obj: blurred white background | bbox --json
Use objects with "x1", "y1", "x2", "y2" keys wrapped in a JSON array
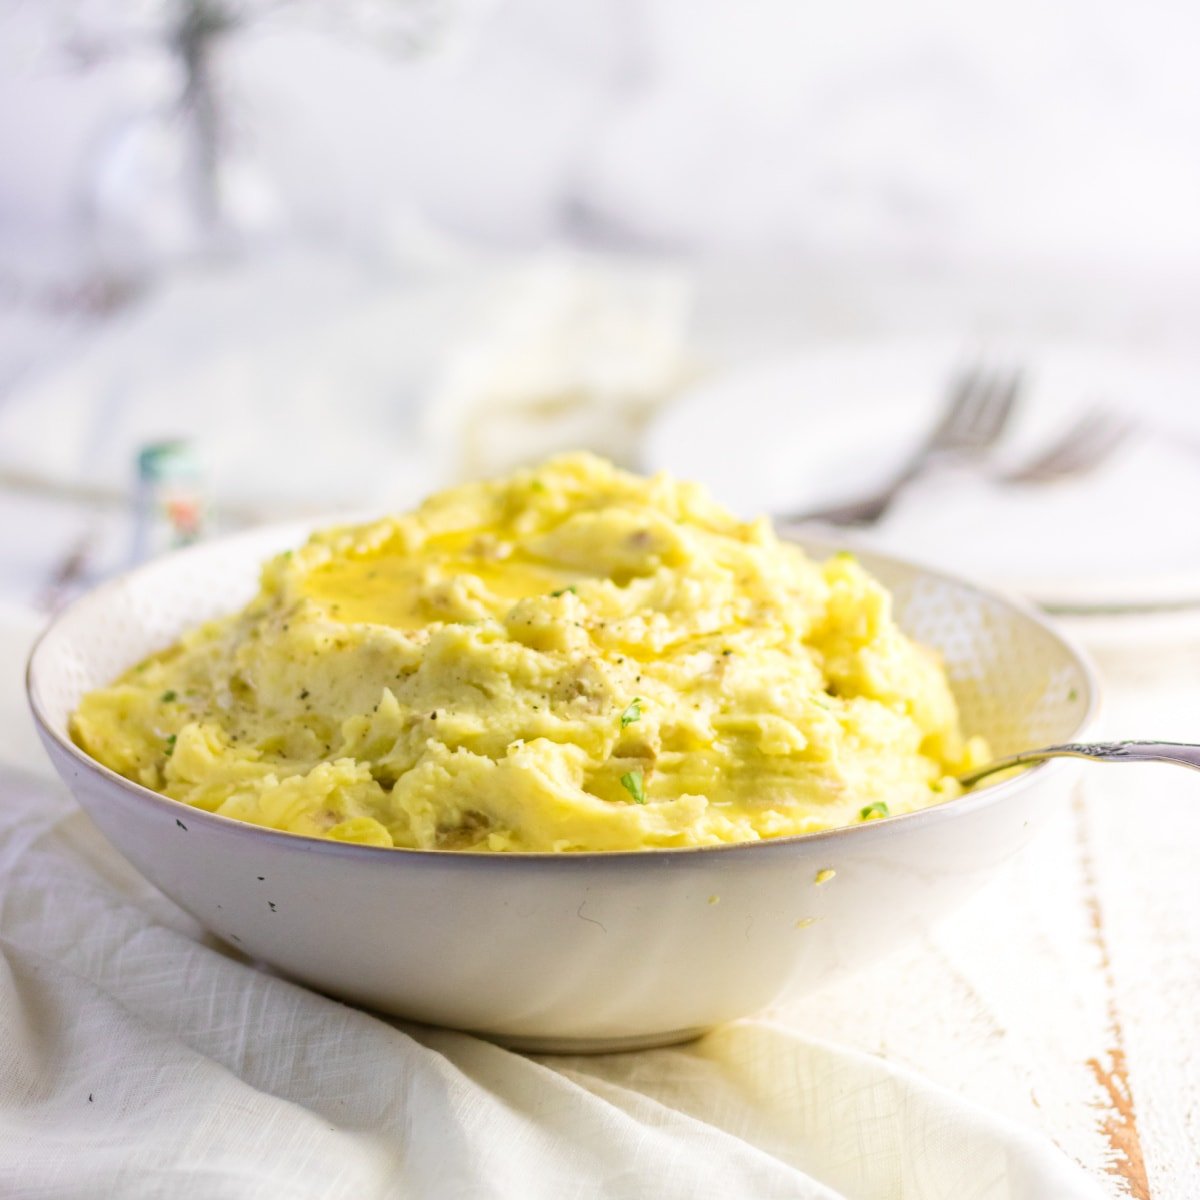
[
  {"x1": 2, "y1": 0, "x2": 1200, "y2": 610},
  {"x1": 6, "y1": 0, "x2": 1200, "y2": 269}
]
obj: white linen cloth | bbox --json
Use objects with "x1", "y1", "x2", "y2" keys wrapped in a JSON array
[
  {"x1": 0, "y1": 613, "x2": 1104, "y2": 1200},
  {"x1": 0, "y1": 766, "x2": 1104, "y2": 1199}
]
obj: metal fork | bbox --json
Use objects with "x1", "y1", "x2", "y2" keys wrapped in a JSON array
[
  {"x1": 998, "y1": 406, "x2": 1134, "y2": 485},
  {"x1": 780, "y1": 365, "x2": 1023, "y2": 526}
]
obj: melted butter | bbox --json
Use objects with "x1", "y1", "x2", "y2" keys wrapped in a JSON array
[{"x1": 302, "y1": 540, "x2": 585, "y2": 629}]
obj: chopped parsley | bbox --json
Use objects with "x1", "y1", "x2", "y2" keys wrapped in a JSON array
[
  {"x1": 859, "y1": 801, "x2": 889, "y2": 821},
  {"x1": 530, "y1": 480, "x2": 546, "y2": 493},
  {"x1": 620, "y1": 769, "x2": 647, "y2": 804},
  {"x1": 164, "y1": 734, "x2": 177, "y2": 757},
  {"x1": 620, "y1": 698, "x2": 643, "y2": 728},
  {"x1": 1068, "y1": 687, "x2": 1078, "y2": 702},
  {"x1": 160, "y1": 690, "x2": 176, "y2": 703},
  {"x1": 550, "y1": 585, "x2": 578, "y2": 598}
]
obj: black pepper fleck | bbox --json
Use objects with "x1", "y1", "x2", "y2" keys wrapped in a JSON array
[
  {"x1": 175, "y1": 819, "x2": 187, "y2": 831},
  {"x1": 268, "y1": 901, "x2": 277, "y2": 912}
]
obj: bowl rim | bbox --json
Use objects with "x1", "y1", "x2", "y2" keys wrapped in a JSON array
[{"x1": 26, "y1": 516, "x2": 1102, "y2": 866}]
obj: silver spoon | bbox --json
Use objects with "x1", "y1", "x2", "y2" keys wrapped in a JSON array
[{"x1": 959, "y1": 740, "x2": 1200, "y2": 788}]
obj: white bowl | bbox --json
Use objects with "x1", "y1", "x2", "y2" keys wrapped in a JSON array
[{"x1": 27, "y1": 523, "x2": 1098, "y2": 1053}]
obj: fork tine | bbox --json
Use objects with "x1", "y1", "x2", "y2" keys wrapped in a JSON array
[
  {"x1": 957, "y1": 369, "x2": 996, "y2": 442},
  {"x1": 1058, "y1": 414, "x2": 1135, "y2": 475},
  {"x1": 964, "y1": 368, "x2": 1023, "y2": 447},
  {"x1": 924, "y1": 366, "x2": 985, "y2": 449},
  {"x1": 1072, "y1": 410, "x2": 1135, "y2": 459},
  {"x1": 1038, "y1": 413, "x2": 1115, "y2": 474},
  {"x1": 928, "y1": 364, "x2": 1017, "y2": 450},
  {"x1": 1003, "y1": 406, "x2": 1134, "y2": 484}
]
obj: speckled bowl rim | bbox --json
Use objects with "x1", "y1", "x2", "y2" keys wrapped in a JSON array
[{"x1": 27, "y1": 518, "x2": 1102, "y2": 867}]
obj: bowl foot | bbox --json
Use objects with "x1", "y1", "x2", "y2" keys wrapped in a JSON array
[{"x1": 485, "y1": 1025, "x2": 713, "y2": 1056}]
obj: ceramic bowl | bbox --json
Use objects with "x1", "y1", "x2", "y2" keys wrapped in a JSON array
[{"x1": 27, "y1": 522, "x2": 1098, "y2": 1053}]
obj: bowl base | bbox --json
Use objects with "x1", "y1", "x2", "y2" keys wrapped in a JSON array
[{"x1": 486, "y1": 1025, "x2": 713, "y2": 1056}]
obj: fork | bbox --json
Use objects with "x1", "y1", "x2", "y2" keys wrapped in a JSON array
[
  {"x1": 998, "y1": 406, "x2": 1134, "y2": 485},
  {"x1": 779, "y1": 365, "x2": 1023, "y2": 526}
]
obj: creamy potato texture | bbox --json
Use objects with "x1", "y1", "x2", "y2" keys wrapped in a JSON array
[{"x1": 72, "y1": 455, "x2": 987, "y2": 852}]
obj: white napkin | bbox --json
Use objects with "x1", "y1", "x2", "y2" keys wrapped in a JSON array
[
  {"x1": 0, "y1": 591, "x2": 1103, "y2": 1200},
  {"x1": 0, "y1": 247, "x2": 689, "y2": 523}
]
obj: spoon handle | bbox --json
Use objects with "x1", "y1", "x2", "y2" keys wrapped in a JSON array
[{"x1": 959, "y1": 741, "x2": 1200, "y2": 787}]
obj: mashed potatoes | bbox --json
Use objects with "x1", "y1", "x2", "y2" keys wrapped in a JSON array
[{"x1": 72, "y1": 454, "x2": 987, "y2": 852}]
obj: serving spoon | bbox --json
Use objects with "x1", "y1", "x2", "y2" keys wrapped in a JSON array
[{"x1": 959, "y1": 740, "x2": 1200, "y2": 787}]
